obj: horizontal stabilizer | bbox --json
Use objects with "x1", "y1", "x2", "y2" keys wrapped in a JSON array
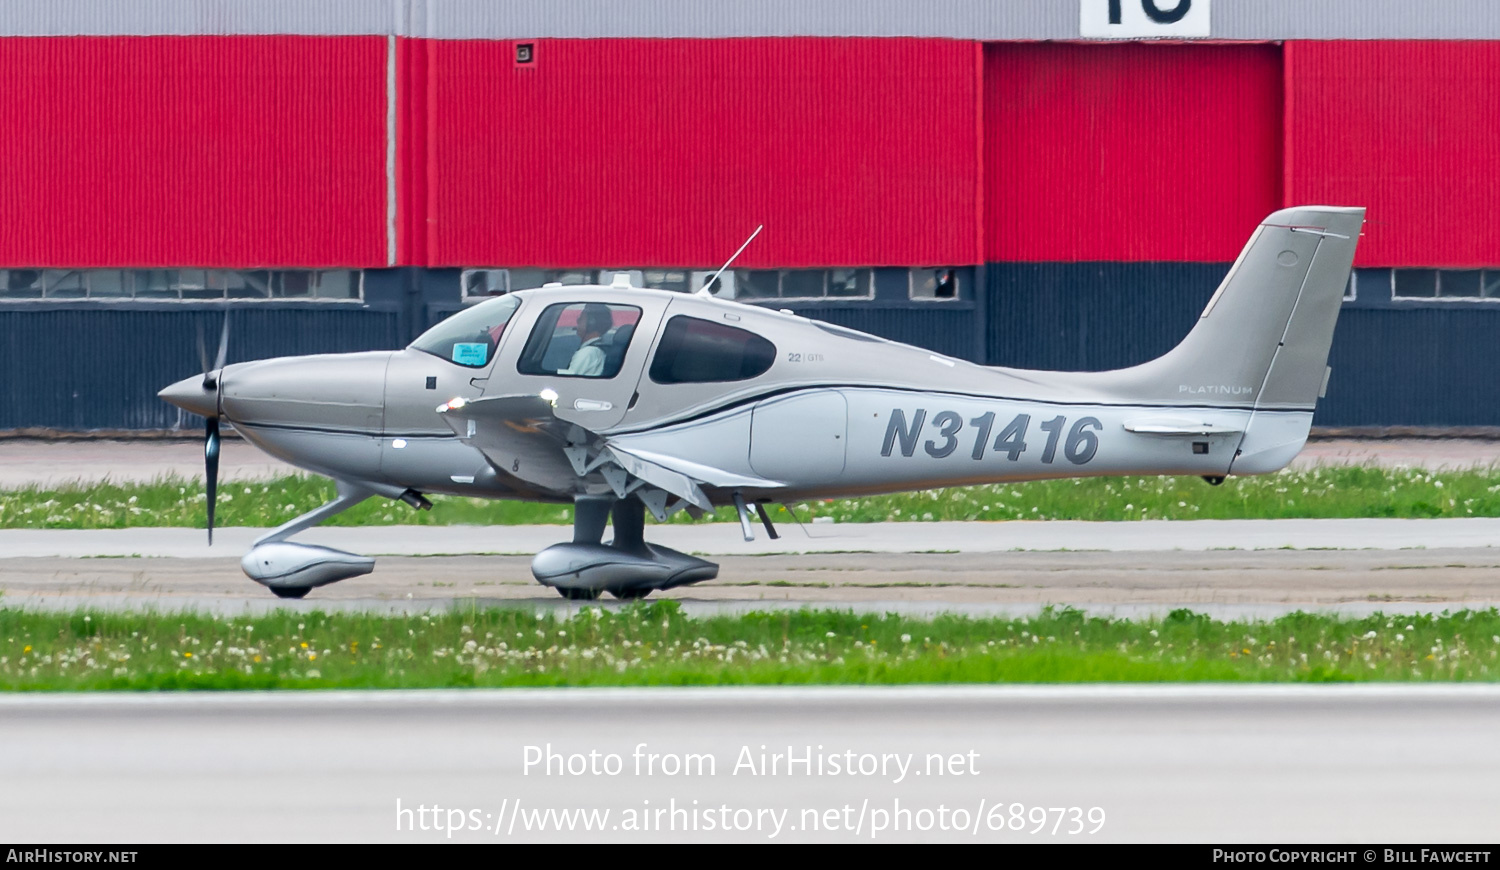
[{"x1": 1123, "y1": 417, "x2": 1245, "y2": 436}]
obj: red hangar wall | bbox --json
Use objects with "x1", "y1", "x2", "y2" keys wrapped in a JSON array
[{"x1": 2, "y1": 0, "x2": 1500, "y2": 430}]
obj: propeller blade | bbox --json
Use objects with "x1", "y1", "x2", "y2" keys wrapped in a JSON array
[
  {"x1": 213, "y1": 311, "x2": 230, "y2": 373},
  {"x1": 205, "y1": 416, "x2": 221, "y2": 545},
  {"x1": 197, "y1": 321, "x2": 212, "y2": 387}
]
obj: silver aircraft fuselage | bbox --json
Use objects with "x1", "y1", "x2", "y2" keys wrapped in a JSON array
[
  {"x1": 158, "y1": 205, "x2": 1366, "y2": 598},
  {"x1": 162, "y1": 287, "x2": 1300, "y2": 507}
]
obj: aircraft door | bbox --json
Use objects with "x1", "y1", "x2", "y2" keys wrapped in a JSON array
[{"x1": 505, "y1": 297, "x2": 666, "y2": 430}]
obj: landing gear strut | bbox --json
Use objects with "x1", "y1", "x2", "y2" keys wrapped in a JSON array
[
  {"x1": 240, "y1": 480, "x2": 386, "y2": 597},
  {"x1": 535, "y1": 496, "x2": 718, "y2": 600}
]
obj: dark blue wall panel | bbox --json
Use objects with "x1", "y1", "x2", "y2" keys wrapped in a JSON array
[
  {"x1": 0, "y1": 306, "x2": 402, "y2": 430},
  {"x1": 1319, "y1": 308, "x2": 1500, "y2": 427},
  {"x1": 983, "y1": 261, "x2": 1500, "y2": 427},
  {"x1": 985, "y1": 262, "x2": 1226, "y2": 372},
  {"x1": 790, "y1": 304, "x2": 980, "y2": 363},
  {"x1": 5, "y1": 263, "x2": 1498, "y2": 431}
]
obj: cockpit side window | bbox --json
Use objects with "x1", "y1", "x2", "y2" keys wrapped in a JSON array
[
  {"x1": 648, "y1": 315, "x2": 776, "y2": 384},
  {"x1": 409, "y1": 294, "x2": 520, "y2": 368},
  {"x1": 516, "y1": 302, "x2": 643, "y2": 379}
]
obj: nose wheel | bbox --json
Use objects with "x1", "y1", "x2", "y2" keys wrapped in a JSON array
[
  {"x1": 557, "y1": 587, "x2": 602, "y2": 601},
  {"x1": 553, "y1": 586, "x2": 653, "y2": 601}
]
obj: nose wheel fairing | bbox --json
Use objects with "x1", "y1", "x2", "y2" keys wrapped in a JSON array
[
  {"x1": 237, "y1": 480, "x2": 384, "y2": 596},
  {"x1": 532, "y1": 497, "x2": 718, "y2": 598}
]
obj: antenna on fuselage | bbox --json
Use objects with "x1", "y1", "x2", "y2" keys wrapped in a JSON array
[{"x1": 697, "y1": 224, "x2": 763, "y2": 297}]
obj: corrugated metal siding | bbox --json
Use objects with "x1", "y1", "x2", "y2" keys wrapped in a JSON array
[
  {"x1": 984, "y1": 262, "x2": 1225, "y2": 371},
  {"x1": 396, "y1": 36, "x2": 431, "y2": 268},
  {"x1": 792, "y1": 305, "x2": 980, "y2": 362},
  {"x1": 0, "y1": 1, "x2": 395, "y2": 37},
  {"x1": 0, "y1": 307, "x2": 402, "y2": 430},
  {"x1": 1286, "y1": 41, "x2": 1500, "y2": 268},
  {"x1": 984, "y1": 43, "x2": 1283, "y2": 263},
  {"x1": 1319, "y1": 308, "x2": 1500, "y2": 427},
  {"x1": 417, "y1": 38, "x2": 980, "y2": 269},
  {"x1": 408, "y1": 0, "x2": 1073, "y2": 40},
  {"x1": 4, "y1": 1, "x2": 1500, "y2": 40},
  {"x1": 984, "y1": 262, "x2": 1500, "y2": 427},
  {"x1": 0, "y1": 36, "x2": 388, "y2": 268}
]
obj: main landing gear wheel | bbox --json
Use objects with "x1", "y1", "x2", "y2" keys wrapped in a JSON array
[
  {"x1": 557, "y1": 587, "x2": 602, "y2": 601},
  {"x1": 609, "y1": 587, "x2": 652, "y2": 601},
  {"x1": 271, "y1": 587, "x2": 312, "y2": 600}
]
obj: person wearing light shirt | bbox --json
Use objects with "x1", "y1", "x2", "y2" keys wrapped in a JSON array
[{"x1": 560, "y1": 304, "x2": 614, "y2": 377}]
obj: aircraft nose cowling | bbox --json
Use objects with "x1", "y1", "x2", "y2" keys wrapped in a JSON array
[
  {"x1": 219, "y1": 352, "x2": 391, "y2": 432},
  {"x1": 158, "y1": 374, "x2": 220, "y2": 418}
]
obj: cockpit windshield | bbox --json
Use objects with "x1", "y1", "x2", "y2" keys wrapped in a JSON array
[{"x1": 410, "y1": 294, "x2": 521, "y2": 368}]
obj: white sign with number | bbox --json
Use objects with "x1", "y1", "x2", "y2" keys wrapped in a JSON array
[{"x1": 1080, "y1": 0, "x2": 1211, "y2": 38}]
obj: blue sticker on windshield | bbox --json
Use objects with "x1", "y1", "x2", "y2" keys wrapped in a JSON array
[{"x1": 452, "y1": 343, "x2": 488, "y2": 366}]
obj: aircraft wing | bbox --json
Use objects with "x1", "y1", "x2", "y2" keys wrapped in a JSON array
[
  {"x1": 437, "y1": 393, "x2": 782, "y2": 517},
  {"x1": 435, "y1": 394, "x2": 584, "y2": 496}
]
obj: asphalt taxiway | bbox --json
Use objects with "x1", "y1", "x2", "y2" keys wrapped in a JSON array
[
  {"x1": 2, "y1": 685, "x2": 1497, "y2": 843},
  {"x1": 5, "y1": 519, "x2": 1500, "y2": 615}
]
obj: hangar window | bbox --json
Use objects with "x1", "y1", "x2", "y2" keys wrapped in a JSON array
[
  {"x1": 648, "y1": 315, "x2": 776, "y2": 384},
  {"x1": 0, "y1": 269, "x2": 363, "y2": 301},
  {"x1": 464, "y1": 268, "x2": 733, "y2": 298},
  {"x1": 461, "y1": 268, "x2": 878, "y2": 301},
  {"x1": 727, "y1": 269, "x2": 874, "y2": 300},
  {"x1": 1390, "y1": 268, "x2": 1500, "y2": 301},
  {"x1": 462, "y1": 269, "x2": 510, "y2": 298},
  {"x1": 911, "y1": 268, "x2": 961, "y2": 300},
  {"x1": 411, "y1": 294, "x2": 521, "y2": 368},
  {"x1": 517, "y1": 302, "x2": 643, "y2": 379}
]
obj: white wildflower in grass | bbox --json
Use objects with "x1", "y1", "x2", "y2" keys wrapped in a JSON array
[{"x1": 900, "y1": 634, "x2": 912, "y2": 643}]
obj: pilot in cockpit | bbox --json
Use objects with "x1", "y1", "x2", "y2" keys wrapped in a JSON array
[{"x1": 559, "y1": 303, "x2": 614, "y2": 377}]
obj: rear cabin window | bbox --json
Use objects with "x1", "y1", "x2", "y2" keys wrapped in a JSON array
[
  {"x1": 516, "y1": 302, "x2": 642, "y2": 379},
  {"x1": 648, "y1": 316, "x2": 776, "y2": 384}
]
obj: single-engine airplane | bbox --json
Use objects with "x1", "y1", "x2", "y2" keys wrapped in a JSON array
[{"x1": 160, "y1": 206, "x2": 1363, "y2": 599}]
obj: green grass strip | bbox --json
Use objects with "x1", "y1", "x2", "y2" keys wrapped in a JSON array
[
  {"x1": 3, "y1": 465, "x2": 1498, "y2": 529},
  {"x1": 3, "y1": 604, "x2": 1498, "y2": 690}
]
